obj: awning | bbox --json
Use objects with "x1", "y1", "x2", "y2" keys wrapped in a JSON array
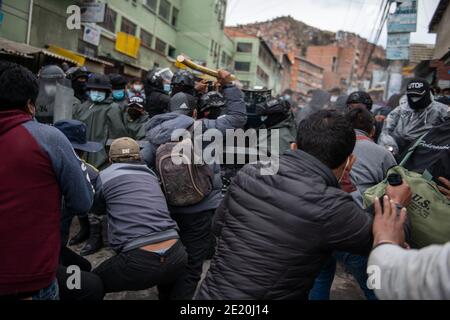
[
  {"x1": 0, "y1": 37, "x2": 78, "y2": 64},
  {"x1": 46, "y1": 44, "x2": 114, "y2": 67}
]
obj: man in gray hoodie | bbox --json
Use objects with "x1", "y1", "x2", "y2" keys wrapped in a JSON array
[{"x1": 141, "y1": 70, "x2": 247, "y2": 300}]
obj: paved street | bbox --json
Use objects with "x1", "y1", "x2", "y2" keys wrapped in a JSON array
[{"x1": 69, "y1": 222, "x2": 365, "y2": 300}]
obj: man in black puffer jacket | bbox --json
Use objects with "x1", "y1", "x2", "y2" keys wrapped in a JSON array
[{"x1": 197, "y1": 110, "x2": 412, "y2": 300}]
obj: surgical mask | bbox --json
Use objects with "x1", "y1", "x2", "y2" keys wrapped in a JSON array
[
  {"x1": 133, "y1": 85, "x2": 143, "y2": 92},
  {"x1": 330, "y1": 95, "x2": 338, "y2": 103},
  {"x1": 89, "y1": 91, "x2": 106, "y2": 103},
  {"x1": 338, "y1": 158, "x2": 351, "y2": 184},
  {"x1": 284, "y1": 94, "x2": 291, "y2": 101},
  {"x1": 163, "y1": 83, "x2": 172, "y2": 94},
  {"x1": 112, "y1": 90, "x2": 125, "y2": 101}
]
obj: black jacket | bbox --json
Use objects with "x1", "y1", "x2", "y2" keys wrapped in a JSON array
[
  {"x1": 403, "y1": 118, "x2": 450, "y2": 183},
  {"x1": 197, "y1": 150, "x2": 374, "y2": 300},
  {"x1": 145, "y1": 88, "x2": 170, "y2": 118}
]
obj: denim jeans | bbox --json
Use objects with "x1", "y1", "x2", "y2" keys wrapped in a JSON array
[
  {"x1": 31, "y1": 279, "x2": 59, "y2": 300},
  {"x1": 309, "y1": 252, "x2": 377, "y2": 300}
]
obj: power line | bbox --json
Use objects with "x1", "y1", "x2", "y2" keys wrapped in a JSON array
[{"x1": 362, "y1": 0, "x2": 391, "y2": 76}]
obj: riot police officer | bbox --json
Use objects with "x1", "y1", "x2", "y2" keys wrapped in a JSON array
[{"x1": 144, "y1": 67, "x2": 173, "y2": 118}]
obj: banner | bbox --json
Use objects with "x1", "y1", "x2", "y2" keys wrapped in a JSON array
[
  {"x1": 115, "y1": 32, "x2": 141, "y2": 58},
  {"x1": 387, "y1": 33, "x2": 411, "y2": 60},
  {"x1": 83, "y1": 24, "x2": 101, "y2": 47},
  {"x1": 387, "y1": 0, "x2": 418, "y2": 33},
  {"x1": 81, "y1": 3, "x2": 106, "y2": 23}
]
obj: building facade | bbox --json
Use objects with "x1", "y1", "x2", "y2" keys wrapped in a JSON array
[
  {"x1": 290, "y1": 56, "x2": 324, "y2": 95},
  {"x1": 225, "y1": 27, "x2": 283, "y2": 94},
  {"x1": 429, "y1": 0, "x2": 450, "y2": 60},
  {"x1": 0, "y1": 0, "x2": 236, "y2": 77}
]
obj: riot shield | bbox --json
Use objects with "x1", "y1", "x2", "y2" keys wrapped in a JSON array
[
  {"x1": 53, "y1": 81, "x2": 75, "y2": 124},
  {"x1": 35, "y1": 78, "x2": 58, "y2": 124}
]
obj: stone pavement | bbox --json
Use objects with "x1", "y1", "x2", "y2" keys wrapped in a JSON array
[{"x1": 69, "y1": 222, "x2": 365, "y2": 300}]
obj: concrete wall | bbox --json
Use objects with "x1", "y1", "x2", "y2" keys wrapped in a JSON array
[
  {"x1": 177, "y1": 0, "x2": 229, "y2": 69},
  {"x1": 0, "y1": 0, "x2": 30, "y2": 43},
  {"x1": 30, "y1": 0, "x2": 80, "y2": 51},
  {"x1": 433, "y1": 4, "x2": 450, "y2": 59}
]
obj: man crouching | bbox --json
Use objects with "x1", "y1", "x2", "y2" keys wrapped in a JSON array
[{"x1": 92, "y1": 137, "x2": 187, "y2": 297}]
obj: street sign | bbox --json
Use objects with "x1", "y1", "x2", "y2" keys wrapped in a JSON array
[
  {"x1": 387, "y1": 33, "x2": 411, "y2": 60},
  {"x1": 81, "y1": 3, "x2": 106, "y2": 23},
  {"x1": 83, "y1": 24, "x2": 101, "y2": 47},
  {"x1": 387, "y1": 0, "x2": 418, "y2": 33}
]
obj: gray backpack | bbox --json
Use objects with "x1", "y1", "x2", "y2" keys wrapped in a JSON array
[{"x1": 155, "y1": 124, "x2": 213, "y2": 207}]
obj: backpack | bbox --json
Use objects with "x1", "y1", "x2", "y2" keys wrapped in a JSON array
[
  {"x1": 363, "y1": 134, "x2": 450, "y2": 249},
  {"x1": 155, "y1": 122, "x2": 213, "y2": 207}
]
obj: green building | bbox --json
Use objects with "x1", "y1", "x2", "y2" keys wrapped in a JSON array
[
  {"x1": 225, "y1": 27, "x2": 283, "y2": 94},
  {"x1": 176, "y1": 0, "x2": 234, "y2": 70},
  {"x1": 0, "y1": 0, "x2": 236, "y2": 76}
]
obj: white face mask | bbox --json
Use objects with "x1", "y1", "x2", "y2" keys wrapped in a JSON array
[
  {"x1": 133, "y1": 85, "x2": 143, "y2": 92},
  {"x1": 338, "y1": 157, "x2": 351, "y2": 183},
  {"x1": 330, "y1": 96, "x2": 339, "y2": 103},
  {"x1": 44, "y1": 85, "x2": 56, "y2": 97}
]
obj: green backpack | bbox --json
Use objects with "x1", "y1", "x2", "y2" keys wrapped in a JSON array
[{"x1": 363, "y1": 135, "x2": 450, "y2": 249}]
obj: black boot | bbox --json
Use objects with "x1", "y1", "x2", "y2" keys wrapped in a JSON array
[
  {"x1": 69, "y1": 216, "x2": 90, "y2": 246},
  {"x1": 80, "y1": 222, "x2": 103, "y2": 256}
]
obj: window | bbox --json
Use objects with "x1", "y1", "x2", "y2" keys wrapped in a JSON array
[
  {"x1": 168, "y1": 46, "x2": 176, "y2": 58},
  {"x1": 235, "y1": 61, "x2": 251, "y2": 72},
  {"x1": 155, "y1": 38, "x2": 167, "y2": 54},
  {"x1": 237, "y1": 43, "x2": 253, "y2": 53},
  {"x1": 172, "y1": 7, "x2": 179, "y2": 27},
  {"x1": 332, "y1": 57, "x2": 337, "y2": 72},
  {"x1": 99, "y1": 7, "x2": 117, "y2": 33},
  {"x1": 146, "y1": 0, "x2": 158, "y2": 11},
  {"x1": 78, "y1": 39, "x2": 98, "y2": 57},
  {"x1": 210, "y1": 40, "x2": 215, "y2": 56},
  {"x1": 121, "y1": 17, "x2": 137, "y2": 36},
  {"x1": 141, "y1": 29, "x2": 153, "y2": 48},
  {"x1": 159, "y1": 0, "x2": 171, "y2": 21},
  {"x1": 257, "y1": 66, "x2": 269, "y2": 83}
]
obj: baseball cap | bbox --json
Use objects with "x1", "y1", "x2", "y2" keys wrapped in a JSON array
[
  {"x1": 109, "y1": 138, "x2": 141, "y2": 160},
  {"x1": 128, "y1": 96, "x2": 145, "y2": 109},
  {"x1": 406, "y1": 79, "x2": 430, "y2": 97},
  {"x1": 169, "y1": 92, "x2": 197, "y2": 115},
  {"x1": 54, "y1": 120, "x2": 103, "y2": 153}
]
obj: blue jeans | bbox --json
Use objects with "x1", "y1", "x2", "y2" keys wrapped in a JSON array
[
  {"x1": 31, "y1": 279, "x2": 59, "y2": 300},
  {"x1": 309, "y1": 252, "x2": 377, "y2": 300}
]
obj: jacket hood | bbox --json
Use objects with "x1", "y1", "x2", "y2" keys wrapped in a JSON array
[
  {"x1": 0, "y1": 110, "x2": 33, "y2": 136},
  {"x1": 145, "y1": 112, "x2": 195, "y2": 145}
]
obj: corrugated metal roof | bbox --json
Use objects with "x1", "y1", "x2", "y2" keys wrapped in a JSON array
[{"x1": 0, "y1": 37, "x2": 78, "y2": 64}]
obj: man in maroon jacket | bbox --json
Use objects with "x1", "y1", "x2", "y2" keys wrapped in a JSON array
[{"x1": 0, "y1": 62, "x2": 94, "y2": 300}]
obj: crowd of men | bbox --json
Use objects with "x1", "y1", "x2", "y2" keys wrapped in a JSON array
[{"x1": 0, "y1": 59, "x2": 450, "y2": 300}]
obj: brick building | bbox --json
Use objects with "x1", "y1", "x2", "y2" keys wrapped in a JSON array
[{"x1": 289, "y1": 55, "x2": 324, "y2": 95}]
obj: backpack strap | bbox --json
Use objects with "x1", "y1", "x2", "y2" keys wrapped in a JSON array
[{"x1": 399, "y1": 133, "x2": 428, "y2": 167}]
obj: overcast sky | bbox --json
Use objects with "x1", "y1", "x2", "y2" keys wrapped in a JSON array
[{"x1": 226, "y1": 0, "x2": 440, "y2": 47}]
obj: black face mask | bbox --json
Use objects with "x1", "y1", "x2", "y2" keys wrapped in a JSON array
[
  {"x1": 73, "y1": 81, "x2": 87, "y2": 96},
  {"x1": 407, "y1": 92, "x2": 432, "y2": 110},
  {"x1": 127, "y1": 106, "x2": 144, "y2": 121}
]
